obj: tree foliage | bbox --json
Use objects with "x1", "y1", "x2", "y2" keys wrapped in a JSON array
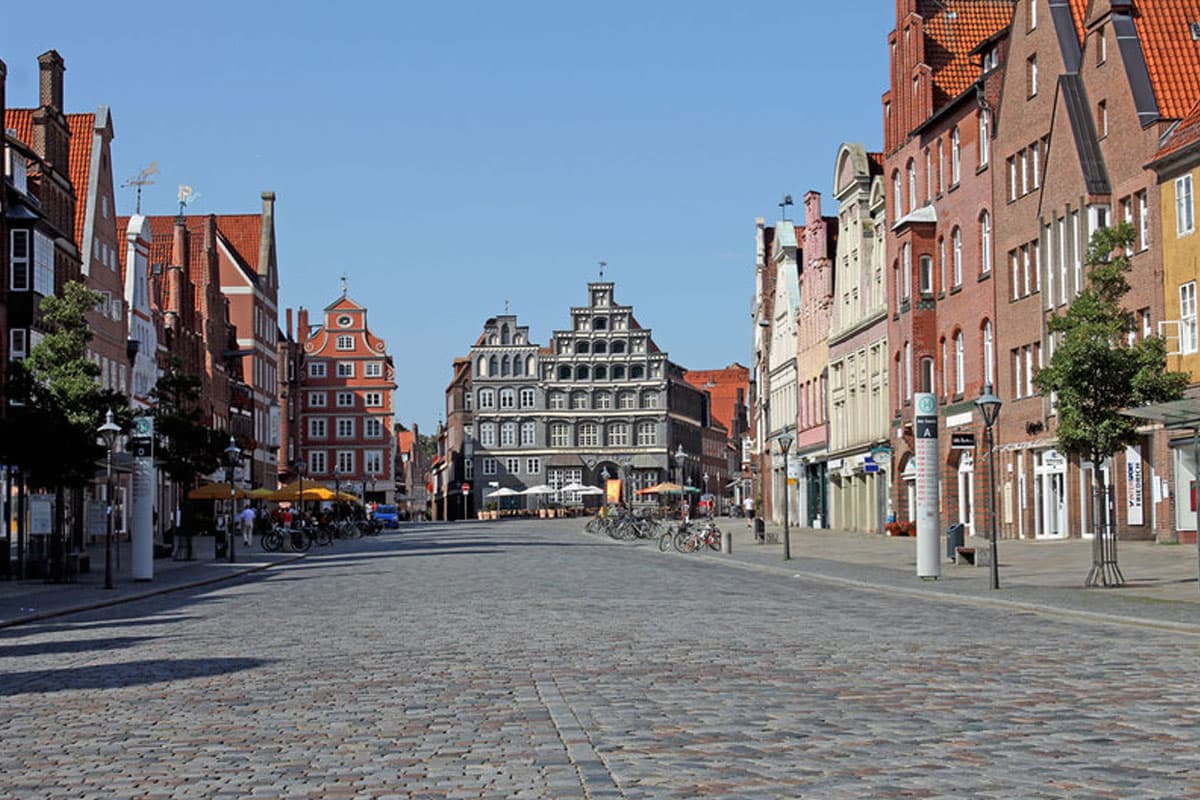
[
  {"x1": 1033, "y1": 223, "x2": 1188, "y2": 464},
  {"x1": 150, "y1": 357, "x2": 226, "y2": 490},
  {"x1": 1, "y1": 281, "x2": 127, "y2": 488}
]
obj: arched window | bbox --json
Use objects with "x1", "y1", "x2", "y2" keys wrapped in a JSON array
[
  {"x1": 951, "y1": 126, "x2": 961, "y2": 184},
  {"x1": 575, "y1": 365, "x2": 590, "y2": 380},
  {"x1": 571, "y1": 391, "x2": 589, "y2": 409},
  {"x1": 500, "y1": 324, "x2": 510, "y2": 345},
  {"x1": 642, "y1": 391, "x2": 659, "y2": 409},
  {"x1": 578, "y1": 423, "x2": 600, "y2": 447},
  {"x1": 618, "y1": 391, "x2": 636, "y2": 409},
  {"x1": 952, "y1": 227, "x2": 963, "y2": 287},
  {"x1": 557, "y1": 365, "x2": 572, "y2": 380},
  {"x1": 477, "y1": 355, "x2": 487, "y2": 377},
  {"x1": 576, "y1": 340, "x2": 590, "y2": 354},
  {"x1": 893, "y1": 170, "x2": 903, "y2": 219},
  {"x1": 636, "y1": 421, "x2": 657, "y2": 446},
  {"x1": 978, "y1": 108, "x2": 990, "y2": 166},
  {"x1": 612, "y1": 364, "x2": 626, "y2": 380},
  {"x1": 902, "y1": 243, "x2": 912, "y2": 300},
  {"x1": 499, "y1": 388, "x2": 515, "y2": 409},
  {"x1": 982, "y1": 320, "x2": 995, "y2": 386},
  {"x1": 550, "y1": 422, "x2": 571, "y2": 447},
  {"x1": 611, "y1": 340, "x2": 626, "y2": 354},
  {"x1": 549, "y1": 391, "x2": 567, "y2": 409},
  {"x1": 630, "y1": 365, "x2": 645, "y2": 380},
  {"x1": 608, "y1": 422, "x2": 630, "y2": 447},
  {"x1": 593, "y1": 364, "x2": 608, "y2": 380},
  {"x1": 904, "y1": 342, "x2": 912, "y2": 400},
  {"x1": 979, "y1": 211, "x2": 992, "y2": 275},
  {"x1": 521, "y1": 421, "x2": 536, "y2": 446},
  {"x1": 513, "y1": 355, "x2": 523, "y2": 376},
  {"x1": 480, "y1": 423, "x2": 496, "y2": 446},
  {"x1": 478, "y1": 388, "x2": 495, "y2": 409},
  {"x1": 918, "y1": 255, "x2": 933, "y2": 296},
  {"x1": 489, "y1": 355, "x2": 498, "y2": 376},
  {"x1": 907, "y1": 159, "x2": 917, "y2": 212},
  {"x1": 526, "y1": 355, "x2": 536, "y2": 374},
  {"x1": 595, "y1": 391, "x2": 612, "y2": 409},
  {"x1": 920, "y1": 356, "x2": 934, "y2": 393},
  {"x1": 593, "y1": 340, "x2": 607, "y2": 354},
  {"x1": 954, "y1": 331, "x2": 965, "y2": 395},
  {"x1": 500, "y1": 422, "x2": 516, "y2": 446},
  {"x1": 501, "y1": 355, "x2": 511, "y2": 376},
  {"x1": 594, "y1": 317, "x2": 608, "y2": 330},
  {"x1": 940, "y1": 337, "x2": 949, "y2": 397},
  {"x1": 519, "y1": 387, "x2": 535, "y2": 408}
]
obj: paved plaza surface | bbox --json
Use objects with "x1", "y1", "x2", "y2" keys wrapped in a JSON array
[{"x1": 2, "y1": 521, "x2": 1199, "y2": 798}]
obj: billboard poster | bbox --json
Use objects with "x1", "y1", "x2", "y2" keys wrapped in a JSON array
[{"x1": 1125, "y1": 444, "x2": 1143, "y2": 526}]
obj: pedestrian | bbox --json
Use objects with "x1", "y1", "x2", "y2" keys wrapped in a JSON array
[
  {"x1": 239, "y1": 504, "x2": 256, "y2": 547},
  {"x1": 744, "y1": 496, "x2": 754, "y2": 527}
]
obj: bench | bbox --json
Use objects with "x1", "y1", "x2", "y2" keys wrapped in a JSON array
[{"x1": 955, "y1": 546, "x2": 992, "y2": 567}]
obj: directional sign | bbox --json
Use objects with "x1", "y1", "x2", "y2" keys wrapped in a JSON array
[{"x1": 951, "y1": 432, "x2": 976, "y2": 450}]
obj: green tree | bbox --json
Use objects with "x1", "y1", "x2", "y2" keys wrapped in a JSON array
[
  {"x1": 1, "y1": 281, "x2": 127, "y2": 578},
  {"x1": 151, "y1": 357, "x2": 227, "y2": 558},
  {"x1": 1034, "y1": 223, "x2": 1188, "y2": 584}
]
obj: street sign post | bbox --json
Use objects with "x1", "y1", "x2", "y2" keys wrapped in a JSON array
[{"x1": 914, "y1": 393, "x2": 940, "y2": 580}]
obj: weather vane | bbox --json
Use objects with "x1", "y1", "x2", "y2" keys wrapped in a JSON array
[
  {"x1": 341, "y1": 273, "x2": 348, "y2": 297},
  {"x1": 121, "y1": 161, "x2": 158, "y2": 214},
  {"x1": 779, "y1": 194, "x2": 793, "y2": 220},
  {"x1": 504, "y1": 299, "x2": 510, "y2": 313},
  {"x1": 178, "y1": 184, "x2": 200, "y2": 216},
  {"x1": 599, "y1": 260, "x2": 606, "y2": 281}
]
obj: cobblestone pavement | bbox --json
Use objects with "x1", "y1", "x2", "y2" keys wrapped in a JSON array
[{"x1": 2, "y1": 521, "x2": 1198, "y2": 799}]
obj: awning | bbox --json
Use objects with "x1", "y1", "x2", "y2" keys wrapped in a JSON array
[{"x1": 1123, "y1": 398, "x2": 1200, "y2": 429}]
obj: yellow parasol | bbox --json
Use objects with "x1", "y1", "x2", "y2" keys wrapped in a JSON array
[{"x1": 187, "y1": 482, "x2": 250, "y2": 500}]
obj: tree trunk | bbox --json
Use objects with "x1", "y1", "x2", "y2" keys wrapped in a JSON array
[{"x1": 1085, "y1": 456, "x2": 1125, "y2": 587}]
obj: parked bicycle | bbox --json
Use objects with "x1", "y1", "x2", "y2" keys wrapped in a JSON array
[
  {"x1": 672, "y1": 519, "x2": 723, "y2": 553},
  {"x1": 260, "y1": 524, "x2": 313, "y2": 553}
]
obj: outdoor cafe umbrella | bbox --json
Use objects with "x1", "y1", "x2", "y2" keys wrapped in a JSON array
[
  {"x1": 247, "y1": 487, "x2": 276, "y2": 500},
  {"x1": 635, "y1": 482, "x2": 686, "y2": 496},
  {"x1": 187, "y1": 482, "x2": 250, "y2": 500},
  {"x1": 485, "y1": 487, "x2": 522, "y2": 499},
  {"x1": 266, "y1": 482, "x2": 339, "y2": 502}
]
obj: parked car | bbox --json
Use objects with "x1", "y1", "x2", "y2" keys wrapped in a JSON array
[{"x1": 373, "y1": 504, "x2": 400, "y2": 529}]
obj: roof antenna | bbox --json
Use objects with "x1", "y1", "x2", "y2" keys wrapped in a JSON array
[
  {"x1": 599, "y1": 260, "x2": 606, "y2": 281},
  {"x1": 504, "y1": 299, "x2": 510, "y2": 313},
  {"x1": 341, "y1": 273, "x2": 348, "y2": 297},
  {"x1": 122, "y1": 161, "x2": 158, "y2": 214},
  {"x1": 778, "y1": 194, "x2": 793, "y2": 220}
]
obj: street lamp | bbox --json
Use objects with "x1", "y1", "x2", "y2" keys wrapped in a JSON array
[
  {"x1": 293, "y1": 459, "x2": 307, "y2": 526},
  {"x1": 777, "y1": 432, "x2": 793, "y2": 560},
  {"x1": 975, "y1": 382, "x2": 1002, "y2": 590},
  {"x1": 333, "y1": 465, "x2": 342, "y2": 525},
  {"x1": 703, "y1": 472, "x2": 710, "y2": 516},
  {"x1": 675, "y1": 444, "x2": 688, "y2": 516},
  {"x1": 224, "y1": 436, "x2": 240, "y2": 563},
  {"x1": 98, "y1": 410, "x2": 121, "y2": 590}
]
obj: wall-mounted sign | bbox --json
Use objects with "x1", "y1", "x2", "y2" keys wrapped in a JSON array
[{"x1": 951, "y1": 433, "x2": 976, "y2": 450}]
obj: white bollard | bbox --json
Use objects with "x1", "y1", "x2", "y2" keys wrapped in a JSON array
[{"x1": 721, "y1": 529, "x2": 732, "y2": 554}]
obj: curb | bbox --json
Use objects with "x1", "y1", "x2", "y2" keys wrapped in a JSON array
[{"x1": 0, "y1": 552, "x2": 308, "y2": 631}]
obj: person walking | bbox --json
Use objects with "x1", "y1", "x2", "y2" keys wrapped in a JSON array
[{"x1": 239, "y1": 504, "x2": 256, "y2": 547}]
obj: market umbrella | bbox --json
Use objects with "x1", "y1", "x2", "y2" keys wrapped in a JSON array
[
  {"x1": 247, "y1": 487, "x2": 276, "y2": 500},
  {"x1": 559, "y1": 482, "x2": 590, "y2": 493},
  {"x1": 266, "y1": 482, "x2": 339, "y2": 502},
  {"x1": 485, "y1": 487, "x2": 522, "y2": 498},
  {"x1": 188, "y1": 482, "x2": 250, "y2": 500},
  {"x1": 635, "y1": 482, "x2": 685, "y2": 495},
  {"x1": 575, "y1": 486, "x2": 606, "y2": 495},
  {"x1": 520, "y1": 484, "x2": 556, "y2": 495}
]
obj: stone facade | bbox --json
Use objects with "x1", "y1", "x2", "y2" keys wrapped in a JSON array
[{"x1": 828, "y1": 144, "x2": 889, "y2": 534}]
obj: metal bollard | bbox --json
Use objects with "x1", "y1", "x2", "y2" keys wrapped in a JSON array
[{"x1": 721, "y1": 529, "x2": 732, "y2": 554}]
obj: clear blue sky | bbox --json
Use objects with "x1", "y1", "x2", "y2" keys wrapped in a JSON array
[{"x1": 3, "y1": 1, "x2": 889, "y2": 433}]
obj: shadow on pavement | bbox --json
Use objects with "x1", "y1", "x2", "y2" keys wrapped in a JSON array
[
  {"x1": 0, "y1": 656, "x2": 273, "y2": 696},
  {"x1": 0, "y1": 635, "x2": 159, "y2": 658}
]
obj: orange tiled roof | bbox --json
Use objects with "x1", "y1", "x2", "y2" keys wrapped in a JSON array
[
  {"x1": 66, "y1": 113, "x2": 95, "y2": 248},
  {"x1": 213, "y1": 213, "x2": 263, "y2": 276},
  {"x1": 1068, "y1": 0, "x2": 1087, "y2": 43},
  {"x1": 867, "y1": 151, "x2": 885, "y2": 176},
  {"x1": 1134, "y1": 1, "x2": 1200, "y2": 120},
  {"x1": 1154, "y1": 97, "x2": 1200, "y2": 162},
  {"x1": 4, "y1": 108, "x2": 34, "y2": 147},
  {"x1": 397, "y1": 430, "x2": 415, "y2": 453},
  {"x1": 924, "y1": 0, "x2": 1015, "y2": 109}
]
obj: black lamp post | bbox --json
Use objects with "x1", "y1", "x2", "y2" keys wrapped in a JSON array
[
  {"x1": 98, "y1": 410, "x2": 121, "y2": 589},
  {"x1": 224, "y1": 436, "x2": 240, "y2": 563},
  {"x1": 333, "y1": 466, "x2": 342, "y2": 525},
  {"x1": 675, "y1": 444, "x2": 687, "y2": 516},
  {"x1": 703, "y1": 472, "x2": 710, "y2": 516},
  {"x1": 293, "y1": 459, "x2": 307, "y2": 527},
  {"x1": 777, "y1": 432, "x2": 793, "y2": 560},
  {"x1": 975, "y1": 382, "x2": 1002, "y2": 590}
]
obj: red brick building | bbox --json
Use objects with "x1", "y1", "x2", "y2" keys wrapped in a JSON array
[
  {"x1": 293, "y1": 294, "x2": 397, "y2": 502},
  {"x1": 683, "y1": 363, "x2": 749, "y2": 511},
  {"x1": 883, "y1": 0, "x2": 1012, "y2": 533},
  {"x1": 992, "y1": 0, "x2": 1200, "y2": 542}
]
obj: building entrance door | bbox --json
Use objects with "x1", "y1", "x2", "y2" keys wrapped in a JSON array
[
  {"x1": 957, "y1": 452, "x2": 975, "y2": 538},
  {"x1": 1035, "y1": 450, "x2": 1067, "y2": 539}
]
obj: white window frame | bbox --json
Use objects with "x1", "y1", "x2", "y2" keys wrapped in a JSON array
[
  {"x1": 308, "y1": 362, "x2": 327, "y2": 378},
  {"x1": 336, "y1": 392, "x2": 354, "y2": 408},
  {"x1": 336, "y1": 335, "x2": 353, "y2": 351},
  {"x1": 478, "y1": 388, "x2": 495, "y2": 409},
  {"x1": 500, "y1": 422, "x2": 517, "y2": 447},
  {"x1": 10, "y1": 229, "x2": 30, "y2": 291},
  {"x1": 636, "y1": 421, "x2": 657, "y2": 446},
  {"x1": 480, "y1": 423, "x2": 496, "y2": 447},
  {"x1": 335, "y1": 417, "x2": 355, "y2": 439},
  {"x1": 309, "y1": 450, "x2": 327, "y2": 474},
  {"x1": 308, "y1": 418, "x2": 327, "y2": 439},
  {"x1": 983, "y1": 321, "x2": 995, "y2": 385},
  {"x1": 951, "y1": 127, "x2": 961, "y2": 184},
  {"x1": 336, "y1": 450, "x2": 354, "y2": 474},
  {"x1": 978, "y1": 109, "x2": 990, "y2": 167},
  {"x1": 952, "y1": 228, "x2": 963, "y2": 287},
  {"x1": 482, "y1": 457, "x2": 497, "y2": 476},
  {"x1": 526, "y1": 458, "x2": 541, "y2": 475},
  {"x1": 954, "y1": 333, "x2": 965, "y2": 395},
  {"x1": 9, "y1": 328, "x2": 28, "y2": 360},
  {"x1": 980, "y1": 213, "x2": 992, "y2": 276},
  {"x1": 336, "y1": 361, "x2": 354, "y2": 378},
  {"x1": 506, "y1": 457, "x2": 520, "y2": 475},
  {"x1": 521, "y1": 421, "x2": 536, "y2": 446},
  {"x1": 364, "y1": 417, "x2": 384, "y2": 438},
  {"x1": 519, "y1": 388, "x2": 535, "y2": 408},
  {"x1": 1177, "y1": 175, "x2": 1195, "y2": 236},
  {"x1": 609, "y1": 422, "x2": 630, "y2": 447},
  {"x1": 1137, "y1": 191, "x2": 1150, "y2": 251},
  {"x1": 308, "y1": 391, "x2": 327, "y2": 408},
  {"x1": 499, "y1": 389, "x2": 515, "y2": 409},
  {"x1": 364, "y1": 361, "x2": 383, "y2": 378},
  {"x1": 1181, "y1": 281, "x2": 1198, "y2": 354},
  {"x1": 550, "y1": 423, "x2": 570, "y2": 447},
  {"x1": 578, "y1": 423, "x2": 600, "y2": 448},
  {"x1": 364, "y1": 450, "x2": 384, "y2": 475},
  {"x1": 364, "y1": 391, "x2": 383, "y2": 408}
]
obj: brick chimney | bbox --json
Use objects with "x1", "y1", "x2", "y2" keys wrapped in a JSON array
[
  {"x1": 38, "y1": 50, "x2": 64, "y2": 111},
  {"x1": 258, "y1": 191, "x2": 275, "y2": 280},
  {"x1": 166, "y1": 216, "x2": 187, "y2": 329},
  {"x1": 285, "y1": 308, "x2": 293, "y2": 340},
  {"x1": 297, "y1": 307, "x2": 309, "y2": 346}
]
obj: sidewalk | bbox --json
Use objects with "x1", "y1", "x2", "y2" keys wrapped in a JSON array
[
  {"x1": 0, "y1": 535, "x2": 303, "y2": 629},
  {"x1": 711, "y1": 517, "x2": 1200, "y2": 630}
]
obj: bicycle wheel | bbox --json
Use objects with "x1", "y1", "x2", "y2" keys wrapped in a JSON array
[
  {"x1": 674, "y1": 530, "x2": 692, "y2": 552},
  {"x1": 290, "y1": 530, "x2": 312, "y2": 552},
  {"x1": 585, "y1": 517, "x2": 600, "y2": 534},
  {"x1": 707, "y1": 531, "x2": 722, "y2": 551},
  {"x1": 658, "y1": 531, "x2": 674, "y2": 552},
  {"x1": 261, "y1": 530, "x2": 282, "y2": 553},
  {"x1": 316, "y1": 527, "x2": 333, "y2": 546}
]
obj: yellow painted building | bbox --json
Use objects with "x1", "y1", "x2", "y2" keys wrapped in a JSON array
[{"x1": 1149, "y1": 98, "x2": 1200, "y2": 539}]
